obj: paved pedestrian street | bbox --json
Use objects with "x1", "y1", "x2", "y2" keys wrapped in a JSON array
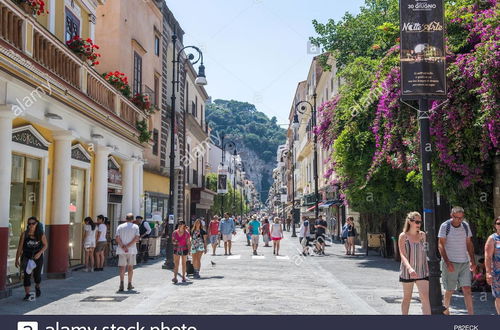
[{"x1": 0, "y1": 229, "x2": 496, "y2": 315}]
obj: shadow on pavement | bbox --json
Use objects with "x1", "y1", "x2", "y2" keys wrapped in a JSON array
[{"x1": 0, "y1": 258, "x2": 162, "y2": 315}]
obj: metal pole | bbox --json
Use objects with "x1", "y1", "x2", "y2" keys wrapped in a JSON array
[
  {"x1": 163, "y1": 34, "x2": 177, "y2": 270},
  {"x1": 291, "y1": 146, "x2": 297, "y2": 237},
  {"x1": 419, "y1": 98, "x2": 445, "y2": 314},
  {"x1": 312, "y1": 93, "x2": 319, "y2": 221}
]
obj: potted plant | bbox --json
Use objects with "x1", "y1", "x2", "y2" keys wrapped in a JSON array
[
  {"x1": 130, "y1": 93, "x2": 154, "y2": 113},
  {"x1": 136, "y1": 119, "x2": 152, "y2": 143},
  {"x1": 14, "y1": 0, "x2": 49, "y2": 16},
  {"x1": 102, "y1": 71, "x2": 131, "y2": 98},
  {"x1": 14, "y1": 0, "x2": 48, "y2": 16},
  {"x1": 66, "y1": 36, "x2": 101, "y2": 66}
]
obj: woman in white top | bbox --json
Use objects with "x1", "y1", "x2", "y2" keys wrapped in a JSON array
[
  {"x1": 83, "y1": 217, "x2": 97, "y2": 272},
  {"x1": 94, "y1": 215, "x2": 107, "y2": 271},
  {"x1": 270, "y1": 217, "x2": 284, "y2": 255}
]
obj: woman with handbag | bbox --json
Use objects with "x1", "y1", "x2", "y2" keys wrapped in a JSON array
[
  {"x1": 172, "y1": 221, "x2": 191, "y2": 284},
  {"x1": 190, "y1": 219, "x2": 207, "y2": 279},
  {"x1": 15, "y1": 216, "x2": 48, "y2": 300}
]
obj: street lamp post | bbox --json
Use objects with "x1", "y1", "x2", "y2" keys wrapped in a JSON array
[
  {"x1": 284, "y1": 147, "x2": 297, "y2": 238},
  {"x1": 419, "y1": 98, "x2": 445, "y2": 314},
  {"x1": 164, "y1": 34, "x2": 207, "y2": 270},
  {"x1": 294, "y1": 93, "x2": 319, "y2": 221}
]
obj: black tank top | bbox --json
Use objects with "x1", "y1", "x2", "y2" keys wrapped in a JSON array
[{"x1": 23, "y1": 234, "x2": 42, "y2": 258}]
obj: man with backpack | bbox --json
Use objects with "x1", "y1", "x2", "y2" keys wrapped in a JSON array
[
  {"x1": 438, "y1": 206, "x2": 477, "y2": 315},
  {"x1": 136, "y1": 216, "x2": 151, "y2": 263}
]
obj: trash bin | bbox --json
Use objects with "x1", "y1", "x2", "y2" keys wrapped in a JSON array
[{"x1": 391, "y1": 236, "x2": 400, "y2": 261}]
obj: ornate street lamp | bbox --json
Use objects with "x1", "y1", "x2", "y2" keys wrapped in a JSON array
[
  {"x1": 293, "y1": 93, "x2": 319, "y2": 221},
  {"x1": 164, "y1": 35, "x2": 207, "y2": 270}
]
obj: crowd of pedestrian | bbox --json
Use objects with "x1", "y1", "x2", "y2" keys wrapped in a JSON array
[{"x1": 11, "y1": 206, "x2": 500, "y2": 315}]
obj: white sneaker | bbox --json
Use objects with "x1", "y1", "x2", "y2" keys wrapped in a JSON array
[
  {"x1": 82, "y1": 268, "x2": 89, "y2": 272},
  {"x1": 90, "y1": 268, "x2": 94, "y2": 272}
]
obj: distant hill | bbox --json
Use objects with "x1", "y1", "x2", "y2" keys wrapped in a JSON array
[{"x1": 206, "y1": 99, "x2": 287, "y2": 202}]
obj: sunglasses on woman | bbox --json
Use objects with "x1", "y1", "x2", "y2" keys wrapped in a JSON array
[
  {"x1": 410, "y1": 219, "x2": 422, "y2": 225},
  {"x1": 28, "y1": 222, "x2": 37, "y2": 226},
  {"x1": 495, "y1": 222, "x2": 500, "y2": 226}
]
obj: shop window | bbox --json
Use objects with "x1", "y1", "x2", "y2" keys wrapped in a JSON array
[
  {"x1": 69, "y1": 167, "x2": 86, "y2": 267},
  {"x1": 8, "y1": 155, "x2": 41, "y2": 284}
]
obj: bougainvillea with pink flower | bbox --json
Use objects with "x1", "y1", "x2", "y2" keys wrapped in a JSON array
[{"x1": 312, "y1": 0, "x2": 499, "y2": 238}]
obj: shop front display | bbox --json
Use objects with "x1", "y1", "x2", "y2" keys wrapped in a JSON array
[{"x1": 8, "y1": 154, "x2": 41, "y2": 284}]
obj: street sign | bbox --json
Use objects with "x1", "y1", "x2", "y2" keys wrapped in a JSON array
[
  {"x1": 400, "y1": 0, "x2": 446, "y2": 99},
  {"x1": 217, "y1": 165, "x2": 228, "y2": 194}
]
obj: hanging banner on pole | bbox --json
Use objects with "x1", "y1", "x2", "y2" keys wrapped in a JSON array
[
  {"x1": 400, "y1": 0, "x2": 446, "y2": 99},
  {"x1": 217, "y1": 165, "x2": 228, "y2": 194}
]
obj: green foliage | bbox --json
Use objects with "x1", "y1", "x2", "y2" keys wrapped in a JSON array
[
  {"x1": 136, "y1": 119, "x2": 151, "y2": 144},
  {"x1": 311, "y1": 0, "x2": 498, "y2": 240},
  {"x1": 310, "y1": 0, "x2": 400, "y2": 68}
]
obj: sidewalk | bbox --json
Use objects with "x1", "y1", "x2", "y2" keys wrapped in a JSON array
[
  {"x1": 0, "y1": 228, "x2": 496, "y2": 315},
  {"x1": 296, "y1": 230, "x2": 497, "y2": 315}
]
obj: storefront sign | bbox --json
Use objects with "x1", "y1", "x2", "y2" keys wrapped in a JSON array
[
  {"x1": 400, "y1": 0, "x2": 446, "y2": 99},
  {"x1": 217, "y1": 165, "x2": 228, "y2": 194}
]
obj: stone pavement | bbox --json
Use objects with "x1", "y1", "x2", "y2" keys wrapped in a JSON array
[{"x1": 0, "y1": 228, "x2": 496, "y2": 315}]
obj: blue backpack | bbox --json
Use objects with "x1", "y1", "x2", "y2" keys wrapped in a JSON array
[{"x1": 445, "y1": 219, "x2": 470, "y2": 237}]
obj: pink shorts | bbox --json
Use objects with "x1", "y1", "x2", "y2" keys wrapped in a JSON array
[{"x1": 271, "y1": 237, "x2": 282, "y2": 241}]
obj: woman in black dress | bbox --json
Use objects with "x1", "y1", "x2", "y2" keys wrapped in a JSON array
[{"x1": 15, "y1": 216, "x2": 48, "y2": 300}]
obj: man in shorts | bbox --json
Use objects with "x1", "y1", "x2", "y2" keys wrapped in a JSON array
[
  {"x1": 208, "y1": 216, "x2": 220, "y2": 256},
  {"x1": 438, "y1": 206, "x2": 477, "y2": 315},
  {"x1": 115, "y1": 213, "x2": 140, "y2": 292},
  {"x1": 219, "y1": 212, "x2": 236, "y2": 255},
  {"x1": 248, "y1": 216, "x2": 261, "y2": 255}
]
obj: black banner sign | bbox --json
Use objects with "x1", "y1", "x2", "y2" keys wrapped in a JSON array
[{"x1": 400, "y1": 0, "x2": 446, "y2": 99}]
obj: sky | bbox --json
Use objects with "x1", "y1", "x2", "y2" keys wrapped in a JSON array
[{"x1": 167, "y1": 0, "x2": 366, "y2": 125}]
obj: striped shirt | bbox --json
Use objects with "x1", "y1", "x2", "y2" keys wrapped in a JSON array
[
  {"x1": 399, "y1": 233, "x2": 429, "y2": 280},
  {"x1": 438, "y1": 220, "x2": 472, "y2": 263}
]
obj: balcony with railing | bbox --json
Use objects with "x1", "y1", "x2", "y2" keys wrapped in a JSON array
[{"x1": 0, "y1": 1, "x2": 147, "y2": 133}]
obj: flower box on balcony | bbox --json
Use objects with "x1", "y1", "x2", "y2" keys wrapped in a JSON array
[
  {"x1": 102, "y1": 71, "x2": 131, "y2": 98},
  {"x1": 66, "y1": 36, "x2": 101, "y2": 66},
  {"x1": 131, "y1": 93, "x2": 154, "y2": 114},
  {"x1": 14, "y1": 0, "x2": 48, "y2": 16}
]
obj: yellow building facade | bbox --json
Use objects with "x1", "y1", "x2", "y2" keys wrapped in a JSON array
[{"x1": 0, "y1": 0, "x2": 147, "y2": 297}]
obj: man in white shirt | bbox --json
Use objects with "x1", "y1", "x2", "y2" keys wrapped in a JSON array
[
  {"x1": 116, "y1": 213, "x2": 140, "y2": 292},
  {"x1": 438, "y1": 206, "x2": 476, "y2": 315}
]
